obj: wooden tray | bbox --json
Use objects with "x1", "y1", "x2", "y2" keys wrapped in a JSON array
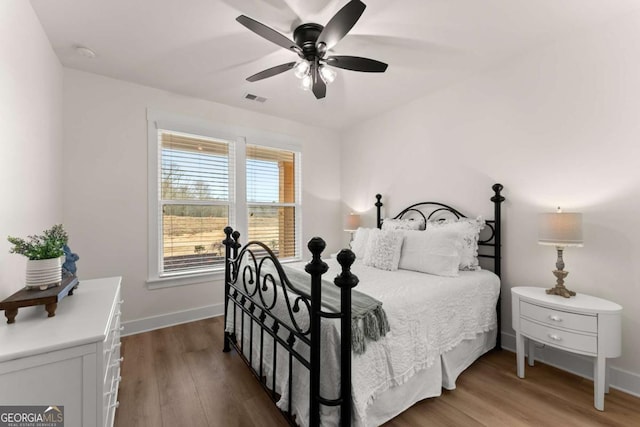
[{"x1": 0, "y1": 276, "x2": 80, "y2": 323}]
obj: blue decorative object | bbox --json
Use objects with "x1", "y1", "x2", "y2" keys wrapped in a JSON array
[{"x1": 62, "y1": 244, "x2": 79, "y2": 277}]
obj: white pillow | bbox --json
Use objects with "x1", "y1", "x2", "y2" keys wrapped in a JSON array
[
  {"x1": 350, "y1": 227, "x2": 372, "y2": 260},
  {"x1": 398, "y1": 229, "x2": 461, "y2": 277},
  {"x1": 362, "y1": 229, "x2": 404, "y2": 271},
  {"x1": 381, "y1": 218, "x2": 425, "y2": 231},
  {"x1": 427, "y1": 216, "x2": 485, "y2": 270}
]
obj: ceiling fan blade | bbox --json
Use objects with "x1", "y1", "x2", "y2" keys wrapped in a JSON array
[
  {"x1": 312, "y1": 65, "x2": 326, "y2": 99},
  {"x1": 325, "y1": 55, "x2": 388, "y2": 72},
  {"x1": 223, "y1": 0, "x2": 302, "y2": 33},
  {"x1": 317, "y1": 0, "x2": 366, "y2": 51},
  {"x1": 247, "y1": 62, "x2": 296, "y2": 82},
  {"x1": 236, "y1": 15, "x2": 299, "y2": 53}
]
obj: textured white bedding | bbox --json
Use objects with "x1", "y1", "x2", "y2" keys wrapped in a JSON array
[{"x1": 226, "y1": 259, "x2": 500, "y2": 426}]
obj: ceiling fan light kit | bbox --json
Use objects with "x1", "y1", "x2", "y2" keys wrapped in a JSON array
[
  {"x1": 236, "y1": 0, "x2": 387, "y2": 99},
  {"x1": 319, "y1": 65, "x2": 337, "y2": 84}
]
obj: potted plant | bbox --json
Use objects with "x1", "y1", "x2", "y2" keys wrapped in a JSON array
[{"x1": 7, "y1": 224, "x2": 68, "y2": 290}]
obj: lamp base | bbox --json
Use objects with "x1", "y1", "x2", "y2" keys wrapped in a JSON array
[{"x1": 546, "y1": 269, "x2": 576, "y2": 298}]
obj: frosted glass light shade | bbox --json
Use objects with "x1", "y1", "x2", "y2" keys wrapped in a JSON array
[
  {"x1": 319, "y1": 65, "x2": 337, "y2": 84},
  {"x1": 344, "y1": 213, "x2": 361, "y2": 231},
  {"x1": 301, "y1": 74, "x2": 312, "y2": 91},
  {"x1": 538, "y1": 212, "x2": 583, "y2": 247},
  {"x1": 293, "y1": 60, "x2": 310, "y2": 79}
]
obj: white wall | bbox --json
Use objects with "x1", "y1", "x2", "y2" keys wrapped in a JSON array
[
  {"x1": 62, "y1": 69, "x2": 342, "y2": 326},
  {"x1": 341, "y1": 12, "x2": 640, "y2": 379},
  {"x1": 0, "y1": 1, "x2": 63, "y2": 298}
]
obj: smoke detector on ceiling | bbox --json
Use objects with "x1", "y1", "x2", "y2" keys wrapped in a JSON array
[{"x1": 74, "y1": 45, "x2": 96, "y2": 58}]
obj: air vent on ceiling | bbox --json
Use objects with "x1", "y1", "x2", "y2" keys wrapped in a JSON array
[{"x1": 243, "y1": 93, "x2": 267, "y2": 103}]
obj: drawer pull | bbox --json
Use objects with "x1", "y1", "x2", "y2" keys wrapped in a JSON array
[
  {"x1": 105, "y1": 342, "x2": 122, "y2": 354},
  {"x1": 548, "y1": 333, "x2": 562, "y2": 341},
  {"x1": 548, "y1": 315, "x2": 563, "y2": 322},
  {"x1": 109, "y1": 357, "x2": 124, "y2": 368}
]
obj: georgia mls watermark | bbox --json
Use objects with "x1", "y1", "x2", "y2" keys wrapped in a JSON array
[{"x1": 0, "y1": 405, "x2": 64, "y2": 427}]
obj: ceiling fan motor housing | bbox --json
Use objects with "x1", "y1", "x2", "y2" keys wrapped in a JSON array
[{"x1": 293, "y1": 23, "x2": 324, "y2": 59}]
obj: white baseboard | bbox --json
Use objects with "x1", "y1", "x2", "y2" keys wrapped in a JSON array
[
  {"x1": 501, "y1": 331, "x2": 640, "y2": 398},
  {"x1": 122, "y1": 303, "x2": 224, "y2": 336}
]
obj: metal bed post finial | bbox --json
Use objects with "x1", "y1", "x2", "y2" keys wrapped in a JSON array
[
  {"x1": 231, "y1": 230, "x2": 241, "y2": 258},
  {"x1": 375, "y1": 194, "x2": 383, "y2": 229},
  {"x1": 334, "y1": 249, "x2": 359, "y2": 427},
  {"x1": 304, "y1": 237, "x2": 329, "y2": 427},
  {"x1": 222, "y1": 226, "x2": 236, "y2": 353}
]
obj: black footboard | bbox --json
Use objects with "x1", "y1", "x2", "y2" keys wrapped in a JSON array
[{"x1": 222, "y1": 227, "x2": 357, "y2": 427}]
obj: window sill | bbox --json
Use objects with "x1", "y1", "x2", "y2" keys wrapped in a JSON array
[{"x1": 146, "y1": 270, "x2": 225, "y2": 290}]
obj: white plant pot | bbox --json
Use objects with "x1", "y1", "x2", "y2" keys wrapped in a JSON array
[{"x1": 25, "y1": 255, "x2": 65, "y2": 290}]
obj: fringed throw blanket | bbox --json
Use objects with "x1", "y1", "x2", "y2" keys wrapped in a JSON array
[{"x1": 270, "y1": 264, "x2": 390, "y2": 354}]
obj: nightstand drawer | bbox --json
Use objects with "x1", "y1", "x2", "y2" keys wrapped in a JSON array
[
  {"x1": 521, "y1": 301, "x2": 597, "y2": 333},
  {"x1": 521, "y1": 318, "x2": 597, "y2": 354}
]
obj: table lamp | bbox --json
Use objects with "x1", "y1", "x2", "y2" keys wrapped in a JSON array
[
  {"x1": 344, "y1": 213, "x2": 361, "y2": 243},
  {"x1": 538, "y1": 207, "x2": 583, "y2": 298}
]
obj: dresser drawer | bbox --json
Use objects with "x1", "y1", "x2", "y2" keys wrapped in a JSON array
[
  {"x1": 521, "y1": 301, "x2": 597, "y2": 333},
  {"x1": 103, "y1": 368, "x2": 121, "y2": 427},
  {"x1": 521, "y1": 318, "x2": 597, "y2": 354},
  {"x1": 103, "y1": 303, "x2": 122, "y2": 384},
  {"x1": 101, "y1": 289, "x2": 123, "y2": 427}
]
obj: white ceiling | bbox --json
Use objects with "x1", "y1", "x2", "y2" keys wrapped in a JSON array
[{"x1": 31, "y1": 0, "x2": 640, "y2": 131}]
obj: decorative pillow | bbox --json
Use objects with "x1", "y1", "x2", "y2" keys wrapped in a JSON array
[
  {"x1": 362, "y1": 229, "x2": 404, "y2": 271},
  {"x1": 350, "y1": 227, "x2": 372, "y2": 260},
  {"x1": 382, "y1": 218, "x2": 425, "y2": 231},
  {"x1": 427, "y1": 216, "x2": 485, "y2": 270},
  {"x1": 398, "y1": 229, "x2": 461, "y2": 277}
]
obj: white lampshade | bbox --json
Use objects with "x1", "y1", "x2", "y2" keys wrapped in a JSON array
[
  {"x1": 344, "y1": 213, "x2": 361, "y2": 231},
  {"x1": 538, "y1": 211, "x2": 583, "y2": 247}
]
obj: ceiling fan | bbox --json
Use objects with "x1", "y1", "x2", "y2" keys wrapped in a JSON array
[{"x1": 236, "y1": 0, "x2": 388, "y2": 99}]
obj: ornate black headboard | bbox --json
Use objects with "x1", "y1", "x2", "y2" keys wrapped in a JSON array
[
  {"x1": 375, "y1": 183, "x2": 505, "y2": 349},
  {"x1": 375, "y1": 183, "x2": 504, "y2": 278}
]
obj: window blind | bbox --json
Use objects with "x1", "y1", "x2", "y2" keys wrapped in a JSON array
[
  {"x1": 246, "y1": 144, "x2": 299, "y2": 259},
  {"x1": 159, "y1": 130, "x2": 234, "y2": 274}
]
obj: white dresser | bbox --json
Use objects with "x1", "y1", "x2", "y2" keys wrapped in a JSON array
[
  {"x1": 0, "y1": 277, "x2": 123, "y2": 427},
  {"x1": 511, "y1": 286, "x2": 622, "y2": 411}
]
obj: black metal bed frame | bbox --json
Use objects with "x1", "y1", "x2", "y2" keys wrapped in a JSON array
[{"x1": 222, "y1": 183, "x2": 505, "y2": 427}]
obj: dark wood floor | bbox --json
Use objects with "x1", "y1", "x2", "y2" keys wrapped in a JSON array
[{"x1": 115, "y1": 317, "x2": 640, "y2": 427}]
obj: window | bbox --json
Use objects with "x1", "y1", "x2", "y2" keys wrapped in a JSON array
[
  {"x1": 159, "y1": 131, "x2": 234, "y2": 274},
  {"x1": 247, "y1": 145, "x2": 300, "y2": 259},
  {"x1": 147, "y1": 111, "x2": 302, "y2": 287}
]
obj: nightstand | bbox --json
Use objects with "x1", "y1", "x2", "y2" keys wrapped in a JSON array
[{"x1": 511, "y1": 286, "x2": 622, "y2": 411}]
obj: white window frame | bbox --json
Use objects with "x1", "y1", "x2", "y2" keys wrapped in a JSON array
[{"x1": 147, "y1": 109, "x2": 302, "y2": 289}]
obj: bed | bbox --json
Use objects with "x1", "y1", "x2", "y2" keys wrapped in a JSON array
[{"x1": 223, "y1": 183, "x2": 505, "y2": 426}]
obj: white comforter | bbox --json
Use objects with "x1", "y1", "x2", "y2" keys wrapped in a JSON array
[{"x1": 227, "y1": 259, "x2": 500, "y2": 426}]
